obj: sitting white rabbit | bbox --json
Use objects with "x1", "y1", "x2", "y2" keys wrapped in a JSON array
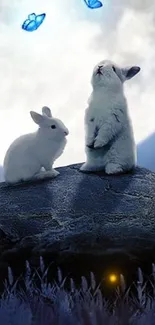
[
  {"x1": 3, "y1": 106, "x2": 69, "y2": 184},
  {"x1": 80, "y1": 59, "x2": 140, "y2": 174}
]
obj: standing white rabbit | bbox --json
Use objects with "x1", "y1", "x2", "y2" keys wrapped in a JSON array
[
  {"x1": 80, "y1": 59, "x2": 140, "y2": 174},
  {"x1": 3, "y1": 106, "x2": 69, "y2": 184}
]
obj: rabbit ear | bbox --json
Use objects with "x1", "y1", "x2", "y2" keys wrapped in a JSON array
[
  {"x1": 42, "y1": 106, "x2": 52, "y2": 118},
  {"x1": 30, "y1": 111, "x2": 45, "y2": 126},
  {"x1": 122, "y1": 66, "x2": 140, "y2": 81}
]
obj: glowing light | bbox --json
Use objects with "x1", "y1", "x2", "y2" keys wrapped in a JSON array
[{"x1": 109, "y1": 274, "x2": 117, "y2": 283}]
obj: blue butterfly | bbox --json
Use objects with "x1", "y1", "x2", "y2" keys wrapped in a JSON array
[
  {"x1": 22, "y1": 13, "x2": 46, "y2": 32},
  {"x1": 84, "y1": 0, "x2": 103, "y2": 9}
]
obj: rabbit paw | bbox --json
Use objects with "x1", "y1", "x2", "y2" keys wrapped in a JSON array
[
  {"x1": 105, "y1": 163, "x2": 123, "y2": 175},
  {"x1": 50, "y1": 169, "x2": 60, "y2": 177},
  {"x1": 80, "y1": 163, "x2": 97, "y2": 172},
  {"x1": 94, "y1": 137, "x2": 106, "y2": 149},
  {"x1": 86, "y1": 137, "x2": 95, "y2": 148},
  {"x1": 33, "y1": 169, "x2": 60, "y2": 180}
]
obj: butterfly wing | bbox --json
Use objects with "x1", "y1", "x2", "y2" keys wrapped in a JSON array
[
  {"x1": 22, "y1": 19, "x2": 31, "y2": 30},
  {"x1": 28, "y1": 13, "x2": 36, "y2": 20},
  {"x1": 22, "y1": 20, "x2": 37, "y2": 32},
  {"x1": 35, "y1": 13, "x2": 46, "y2": 28},
  {"x1": 83, "y1": 0, "x2": 89, "y2": 7},
  {"x1": 90, "y1": 0, "x2": 103, "y2": 8},
  {"x1": 94, "y1": 1, "x2": 103, "y2": 8},
  {"x1": 84, "y1": 0, "x2": 103, "y2": 9}
]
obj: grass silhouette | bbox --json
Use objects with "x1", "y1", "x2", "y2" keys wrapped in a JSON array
[{"x1": 1, "y1": 257, "x2": 155, "y2": 324}]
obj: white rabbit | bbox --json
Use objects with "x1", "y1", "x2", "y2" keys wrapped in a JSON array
[
  {"x1": 3, "y1": 106, "x2": 69, "y2": 184},
  {"x1": 80, "y1": 59, "x2": 140, "y2": 174}
]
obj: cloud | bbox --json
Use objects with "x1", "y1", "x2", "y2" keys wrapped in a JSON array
[
  {"x1": 0, "y1": 0, "x2": 154, "y2": 174},
  {"x1": 137, "y1": 132, "x2": 155, "y2": 172},
  {"x1": 0, "y1": 0, "x2": 104, "y2": 167}
]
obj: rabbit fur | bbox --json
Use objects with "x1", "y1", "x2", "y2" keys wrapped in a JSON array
[
  {"x1": 3, "y1": 106, "x2": 69, "y2": 184},
  {"x1": 80, "y1": 59, "x2": 140, "y2": 174}
]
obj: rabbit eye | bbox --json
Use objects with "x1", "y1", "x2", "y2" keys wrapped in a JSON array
[
  {"x1": 51, "y1": 125, "x2": 56, "y2": 129},
  {"x1": 112, "y1": 66, "x2": 116, "y2": 73}
]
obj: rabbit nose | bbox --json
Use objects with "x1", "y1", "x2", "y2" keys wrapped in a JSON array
[
  {"x1": 64, "y1": 130, "x2": 69, "y2": 136},
  {"x1": 96, "y1": 65, "x2": 103, "y2": 75}
]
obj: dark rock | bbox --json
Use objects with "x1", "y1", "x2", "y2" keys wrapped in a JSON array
[{"x1": 0, "y1": 163, "x2": 155, "y2": 290}]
